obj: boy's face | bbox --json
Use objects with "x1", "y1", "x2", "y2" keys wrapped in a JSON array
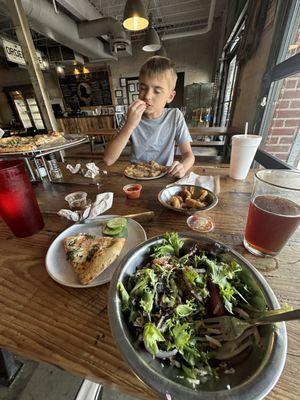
[{"x1": 139, "y1": 72, "x2": 176, "y2": 118}]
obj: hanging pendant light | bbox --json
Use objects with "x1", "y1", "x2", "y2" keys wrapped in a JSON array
[
  {"x1": 142, "y1": 26, "x2": 161, "y2": 52},
  {"x1": 123, "y1": 0, "x2": 149, "y2": 31}
]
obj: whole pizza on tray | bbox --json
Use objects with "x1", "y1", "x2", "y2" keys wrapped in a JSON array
[
  {"x1": 0, "y1": 131, "x2": 66, "y2": 153},
  {"x1": 124, "y1": 160, "x2": 167, "y2": 179}
]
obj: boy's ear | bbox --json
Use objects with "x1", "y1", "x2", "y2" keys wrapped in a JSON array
[{"x1": 167, "y1": 90, "x2": 176, "y2": 104}]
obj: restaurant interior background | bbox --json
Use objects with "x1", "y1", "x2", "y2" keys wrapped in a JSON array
[
  {"x1": 0, "y1": 0, "x2": 299, "y2": 169},
  {"x1": 0, "y1": 1, "x2": 299, "y2": 400}
]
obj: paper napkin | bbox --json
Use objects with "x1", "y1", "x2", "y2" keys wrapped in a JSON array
[
  {"x1": 66, "y1": 162, "x2": 106, "y2": 179},
  {"x1": 66, "y1": 163, "x2": 81, "y2": 174},
  {"x1": 84, "y1": 162, "x2": 100, "y2": 179},
  {"x1": 57, "y1": 192, "x2": 113, "y2": 222},
  {"x1": 167, "y1": 172, "x2": 216, "y2": 193}
]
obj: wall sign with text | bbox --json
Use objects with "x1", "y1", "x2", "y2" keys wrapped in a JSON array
[{"x1": 1, "y1": 38, "x2": 45, "y2": 70}]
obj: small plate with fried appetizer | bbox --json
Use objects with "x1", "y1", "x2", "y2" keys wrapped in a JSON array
[
  {"x1": 158, "y1": 184, "x2": 218, "y2": 213},
  {"x1": 124, "y1": 160, "x2": 168, "y2": 180}
]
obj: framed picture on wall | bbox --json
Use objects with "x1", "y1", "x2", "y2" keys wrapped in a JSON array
[
  {"x1": 108, "y1": 107, "x2": 115, "y2": 115},
  {"x1": 120, "y1": 78, "x2": 126, "y2": 87},
  {"x1": 123, "y1": 97, "x2": 128, "y2": 105},
  {"x1": 128, "y1": 83, "x2": 135, "y2": 92},
  {"x1": 115, "y1": 90, "x2": 123, "y2": 97},
  {"x1": 132, "y1": 94, "x2": 139, "y2": 101},
  {"x1": 136, "y1": 83, "x2": 139, "y2": 91}
]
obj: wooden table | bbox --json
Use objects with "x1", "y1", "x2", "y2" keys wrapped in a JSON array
[{"x1": 0, "y1": 161, "x2": 299, "y2": 399}]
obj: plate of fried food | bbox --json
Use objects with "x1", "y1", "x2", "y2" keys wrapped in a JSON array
[
  {"x1": 124, "y1": 160, "x2": 168, "y2": 180},
  {"x1": 158, "y1": 184, "x2": 218, "y2": 213}
]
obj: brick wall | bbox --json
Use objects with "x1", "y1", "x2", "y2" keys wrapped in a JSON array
[
  {"x1": 263, "y1": 28, "x2": 300, "y2": 163},
  {"x1": 264, "y1": 75, "x2": 300, "y2": 161}
]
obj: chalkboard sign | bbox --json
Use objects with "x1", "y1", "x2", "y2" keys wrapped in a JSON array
[{"x1": 59, "y1": 70, "x2": 113, "y2": 110}]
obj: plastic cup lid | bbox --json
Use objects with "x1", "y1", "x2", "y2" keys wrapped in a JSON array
[{"x1": 186, "y1": 212, "x2": 214, "y2": 232}]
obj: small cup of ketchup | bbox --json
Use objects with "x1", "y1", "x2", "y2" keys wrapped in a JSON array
[{"x1": 123, "y1": 184, "x2": 142, "y2": 199}]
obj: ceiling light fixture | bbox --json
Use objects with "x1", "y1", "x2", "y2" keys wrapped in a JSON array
[
  {"x1": 142, "y1": 26, "x2": 161, "y2": 52},
  {"x1": 123, "y1": 0, "x2": 149, "y2": 31},
  {"x1": 56, "y1": 65, "x2": 64, "y2": 75}
]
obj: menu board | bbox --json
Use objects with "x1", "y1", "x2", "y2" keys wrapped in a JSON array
[{"x1": 59, "y1": 70, "x2": 113, "y2": 110}]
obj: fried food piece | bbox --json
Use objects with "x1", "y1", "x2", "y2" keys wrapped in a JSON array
[
  {"x1": 187, "y1": 186, "x2": 195, "y2": 195},
  {"x1": 185, "y1": 198, "x2": 207, "y2": 209},
  {"x1": 196, "y1": 201, "x2": 207, "y2": 209},
  {"x1": 185, "y1": 198, "x2": 198, "y2": 208},
  {"x1": 170, "y1": 195, "x2": 182, "y2": 208},
  {"x1": 179, "y1": 189, "x2": 192, "y2": 201},
  {"x1": 198, "y1": 189, "x2": 208, "y2": 201}
]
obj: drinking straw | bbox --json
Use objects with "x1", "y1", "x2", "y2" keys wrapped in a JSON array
[{"x1": 244, "y1": 122, "x2": 248, "y2": 136}]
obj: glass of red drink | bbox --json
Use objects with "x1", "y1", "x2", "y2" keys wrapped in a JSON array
[
  {"x1": 244, "y1": 169, "x2": 300, "y2": 256},
  {"x1": 0, "y1": 159, "x2": 44, "y2": 237}
]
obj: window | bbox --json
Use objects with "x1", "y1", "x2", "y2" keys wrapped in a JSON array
[
  {"x1": 257, "y1": 0, "x2": 300, "y2": 168},
  {"x1": 216, "y1": 18, "x2": 245, "y2": 127}
]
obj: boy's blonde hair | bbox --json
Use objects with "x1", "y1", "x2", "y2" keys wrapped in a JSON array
[{"x1": 139, "y1": 56, "x2": 178, "y2": 90}]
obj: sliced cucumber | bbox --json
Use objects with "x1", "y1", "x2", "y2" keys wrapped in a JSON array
[
  {"x1": 103, "y1": 225, "x2": 123, "y2": 235},
  {"x1": 113, "y1": 227, "x2": 128, "y2": 238},
  {"x1": 103, "y1": 226, "x2": 128, "y2": 238},
  {"x1": 107, "y1": 217, "x2": 127, "y2": 229}
]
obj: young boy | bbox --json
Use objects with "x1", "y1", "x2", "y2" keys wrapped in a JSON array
[{"x1": 103, "y1": 56, "x2": 194, "y2": 178}]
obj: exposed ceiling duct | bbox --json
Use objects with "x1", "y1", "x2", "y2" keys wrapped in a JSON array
[
  {"x1": 78, "y1": 17, "x2": 131, "y2": 56},
  {"x1": 0, "y1": 0, "x2": 116, "y2": 61},
  {"x1": 162, "y1": 0, "x2": 216, "y2": 41},
  {"x1": 56, "y1": 0, "x2": 103, "y2": 21}
]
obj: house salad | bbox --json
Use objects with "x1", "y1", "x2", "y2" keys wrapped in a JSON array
[{"x1": 117, "y1": 232, "x2": 275, "y2": 386}]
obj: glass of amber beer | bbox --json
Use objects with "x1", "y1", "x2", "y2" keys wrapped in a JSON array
[{"x1": 244, "y1": 170, "x2": 300, "y2": 256}]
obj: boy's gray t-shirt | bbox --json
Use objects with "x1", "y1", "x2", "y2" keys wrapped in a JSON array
[{"x1": 129, "y1": 108, "x2": 192, "y2": 166}]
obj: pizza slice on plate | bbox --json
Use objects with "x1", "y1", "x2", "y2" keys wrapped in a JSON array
[
  {"x1": 0, "y1": 136, "x2": 37, "y2": 152},
  {"x1": 34, "y1": 131, "x2": 66, "y2": 147},
  {"x1": 63, "y1": 233, "x2": 125, "y2": 285}
]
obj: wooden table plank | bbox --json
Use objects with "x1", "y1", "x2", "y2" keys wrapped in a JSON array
[{"x1": 0, "y1": 162, "x2": 299, "y2": 399}]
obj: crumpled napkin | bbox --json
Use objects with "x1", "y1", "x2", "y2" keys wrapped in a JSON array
[
  {"x1": 84, "y1": 162, "x2": 100, "y2": 179},
  {"x1": 167, "y1": 172, "x2": 216, "y2": 193},
  {"x1": 66, "y1": 163, "x2": 81, "y2": 174},
  {"x1": 57, "y1": 192, "x2": 113, "y2": 222},
  {"x1": 66, "y1": 162, "x2": 106, "y2": 179}
]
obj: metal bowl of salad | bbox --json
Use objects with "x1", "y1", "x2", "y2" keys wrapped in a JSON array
[{"x1": 108, "y1": 233, "x2": 287, "y2": 400}]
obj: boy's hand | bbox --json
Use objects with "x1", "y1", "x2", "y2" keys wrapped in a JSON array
[
  {"x1": 168, "y1": 161, "x2": 185, "y2": 178},
  {"x1": 125, "y1": 100, "x2": 147, "y2": 130}
]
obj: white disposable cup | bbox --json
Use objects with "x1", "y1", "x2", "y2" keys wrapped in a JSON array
[{"x1": 229, "y1": 135, "x2": 262, "y2": 180}]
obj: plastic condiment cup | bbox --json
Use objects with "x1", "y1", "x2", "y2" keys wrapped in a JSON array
[
  {"x1": 65, "y1": 191, "x2": 88, "y2": 210},
  {"x1": 186, "y1": 212, "x2": 214, "y2": 232},
  {"x1": 123, "y1": 184, "x2": 142, "y2": 199},
  {"x1": 229, "y1": 135, "x2": 262, "y2": 180}
]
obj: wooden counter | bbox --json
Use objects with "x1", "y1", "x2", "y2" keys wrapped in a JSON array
[{"x1": 56, "y1": 115, "x2": 114, "y2": 134}]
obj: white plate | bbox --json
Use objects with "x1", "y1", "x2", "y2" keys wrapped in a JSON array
[{"x1": 45, "y1": 216, "x2": 147, "y2": 288}]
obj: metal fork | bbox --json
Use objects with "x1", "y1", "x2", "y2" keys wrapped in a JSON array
[
  {"x1": 212, "y1": 327, "x2": 260, "y2": 361},
  {"x1": 203, "y1": 308, "x2": 300, "y2": 342}
]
